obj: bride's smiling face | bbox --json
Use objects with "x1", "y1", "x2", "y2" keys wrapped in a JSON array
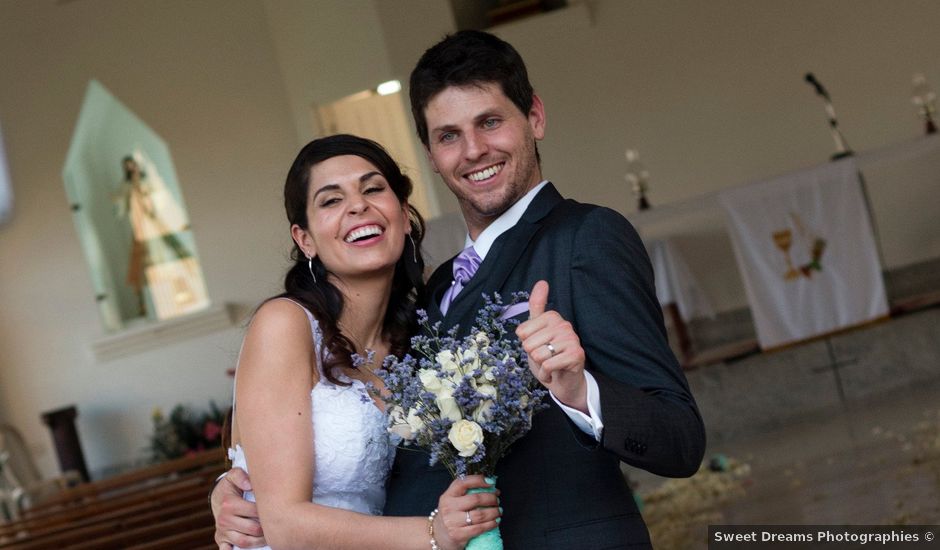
[{"x1": 292, "y1": 155, "x2": 410, "y2": 281}]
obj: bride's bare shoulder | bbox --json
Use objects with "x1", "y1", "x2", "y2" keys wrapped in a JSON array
[
  {"x1": 239, "y1": 299, "x2": 316, "y2": 367},
  {"x1": 250, "y1": 298, "x2": 311, "y2": 333}
]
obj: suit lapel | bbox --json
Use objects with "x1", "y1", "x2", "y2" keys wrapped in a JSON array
[
  {"x1": 441, "y1": 184, "x2": 565, "y2": 330},
  {"x1": 425, "y1": 261, "x2": 452, "y2": 326}
]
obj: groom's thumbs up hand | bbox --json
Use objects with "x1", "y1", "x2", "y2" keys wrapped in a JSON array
[
  {"x1": 516, "y1": 280, "x2": 588, "y2": 413},
  {"x1": 527, "y1": 279, "x2": 549, "y2": 319}
]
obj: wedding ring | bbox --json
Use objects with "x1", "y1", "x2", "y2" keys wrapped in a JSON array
[
  {"x1": 465, "y1": 511, "x2": 473, "y2": 525},
  {"x1": 546, "y1": 342, "x2": 557, "y2": 357}
]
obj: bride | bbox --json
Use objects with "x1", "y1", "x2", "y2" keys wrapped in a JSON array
[{"x1": 222, "y1": 134, "x2": 499, "y2": 550}]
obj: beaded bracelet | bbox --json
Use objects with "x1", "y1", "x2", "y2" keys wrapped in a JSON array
[{"x1": 428, "y1": 508, "x2": 441, "y2": 550}]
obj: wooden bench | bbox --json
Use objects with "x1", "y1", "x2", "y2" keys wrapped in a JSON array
[{"x1": 0, "y1": 449, "x2": 224, "y2": 549}]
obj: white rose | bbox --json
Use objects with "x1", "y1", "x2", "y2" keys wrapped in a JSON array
[
  {"x1": 387, "y1": 406, "x2": 415, "y2": 440},
  {"x1": 481, "y1": 365, "x2": 497, "y2": 382},
  {"x1": 418, "y1": 369, "x2": 443, "y2": 393},
  {"x1": 437, "y1": 350, "x2": 461, "y2": 373},
  {"x1": 435, "y1": 388, "x2": 462, "y2": 422},
  {"x1": 448, "y1": 419, "x2": 484, "y2": 457},
  {"x1": 447, "y1": 366, "x2": 465, "y2": 386},
  {"x1": 473, "y1": 332, "x2": 490, "y2": 349},
  {"x1": 462, "y1": 346, "x2": 480, "y2": 365},
  {"x1": 467, "y1": 356, "x2": 482, "y2": 374},
  {"x1": 472, "y1": 399, "x2": 495, "y2": 423},
  {"x1": 477, "y1": 383, "x2": 498, "y2": 399},
  {"x1": 406, "y1": 407, "x2": 425, "y2": 433}
]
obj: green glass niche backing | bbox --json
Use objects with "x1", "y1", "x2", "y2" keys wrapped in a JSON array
[{"x1": 63, "y1": 80, "x2": 209, "y2": 331}]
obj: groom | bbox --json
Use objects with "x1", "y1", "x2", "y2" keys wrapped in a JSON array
[{"x1": 214, "y1": 30, "x2": 705, "y2": 549}]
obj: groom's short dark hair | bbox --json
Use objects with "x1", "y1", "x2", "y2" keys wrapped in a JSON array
[{"x1": 409, "y1": 30, "x2": 535, "y2": 148}]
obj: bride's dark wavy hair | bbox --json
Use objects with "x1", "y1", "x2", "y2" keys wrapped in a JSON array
[{"x1": 277, "y1": 134, "x2": 426, "y2": 385}]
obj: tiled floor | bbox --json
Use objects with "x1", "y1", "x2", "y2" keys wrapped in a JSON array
[{"x1": 633, "y1": 381, "x2": 940, "y2": 548}]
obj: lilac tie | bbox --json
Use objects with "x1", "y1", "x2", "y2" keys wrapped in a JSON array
[{"x1": 439, "y1": 246, "x2": 482, "y2": 316}]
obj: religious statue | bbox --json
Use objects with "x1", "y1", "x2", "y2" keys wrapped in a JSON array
[{"x1": 113, "y1": 154, "x2": 201, "y2": 319}]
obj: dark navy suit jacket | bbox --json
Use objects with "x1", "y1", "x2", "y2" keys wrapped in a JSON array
[{"x1": 384, "y1": 184, "x2": 705, "y2": 549}]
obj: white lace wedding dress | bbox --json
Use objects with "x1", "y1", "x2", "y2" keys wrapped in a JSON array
[{"x1": 228, "y1": 299, "x2": 397, "y2": 550}]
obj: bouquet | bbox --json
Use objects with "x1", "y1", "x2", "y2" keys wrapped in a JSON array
[{"x1": 375, "y1": 292, "x2": 549, "y2": 549}]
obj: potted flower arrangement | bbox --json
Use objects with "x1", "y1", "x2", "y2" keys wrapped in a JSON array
[{"x1": 149, "y1": 401, "x2": 227, "y2": 462}]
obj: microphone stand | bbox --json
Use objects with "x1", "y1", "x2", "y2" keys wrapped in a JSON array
[{"x1": 805, "y1": 72, "x2": 853, "y2": 160}]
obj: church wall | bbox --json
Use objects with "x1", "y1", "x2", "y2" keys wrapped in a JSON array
[
  {"x1": 494, "y1": 0, "x2": 940, "y2": 310},
  {"x1": 1, "y1": 0, "x2": 938, "y2": 477},
  {"x1": 0, "y1": 0, "x2": 299, "y2": 477}
]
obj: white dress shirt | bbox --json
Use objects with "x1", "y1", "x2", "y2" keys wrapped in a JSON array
[{"x1": 460, "y1": 181, "x2": 605, "y2": 441}]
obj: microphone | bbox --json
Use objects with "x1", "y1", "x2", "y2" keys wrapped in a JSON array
[
  {"x1": 804, "y1": 72, "x2": 829, "y2": 100},
  {"x1": 804, "y1": 72, "x2": 851, "y2": 159}
]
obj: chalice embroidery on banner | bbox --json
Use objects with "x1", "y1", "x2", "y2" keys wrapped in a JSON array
[{"x1": 771, "y1": 212, "x2": 827, "y2": 282}]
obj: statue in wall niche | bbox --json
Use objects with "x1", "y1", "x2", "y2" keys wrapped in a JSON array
[
  {"x1": 64, "y1": 80, "x2": 212, "y2": 329},
  {"x1": 113, "y1": 154, "x2": 201, "y2": 319}
]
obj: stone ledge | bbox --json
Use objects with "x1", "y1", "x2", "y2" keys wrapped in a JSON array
[{"x1": 91, "y1": 304, "x2": 238, "y2": 362}]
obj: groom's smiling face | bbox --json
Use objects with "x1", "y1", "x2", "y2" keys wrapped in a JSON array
[{"x1": 424, "y1": 82, "x2": 545, "y2": 239}]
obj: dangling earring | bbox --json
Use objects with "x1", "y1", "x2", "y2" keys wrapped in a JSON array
[
  {"x1": 307, "y1": 255, "x2": 317, "y2": 284},
  {"x1": 408, "y1": 234, "x2": 417, "y2": 264},
  {"x1": 403, "y1": 233, "x2": 424, "y2": 286}
]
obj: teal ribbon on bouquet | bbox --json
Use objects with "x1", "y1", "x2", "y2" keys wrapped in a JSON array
[{"x1": 466, "y1": 476, "x2": 502, "y2": 550}]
